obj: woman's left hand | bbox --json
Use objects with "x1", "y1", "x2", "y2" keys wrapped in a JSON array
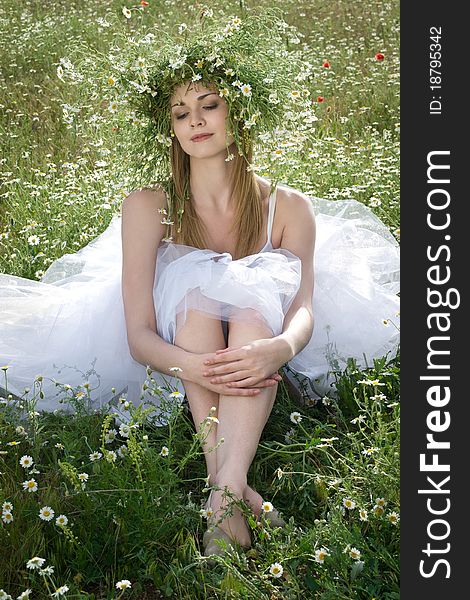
[{"x1": 201, "y1": 337, "x2": 293, "y2": 388}]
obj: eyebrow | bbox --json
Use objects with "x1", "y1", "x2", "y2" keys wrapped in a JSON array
[{"x1": 171, "y1": 92, "x2": 218, "y2": 108}]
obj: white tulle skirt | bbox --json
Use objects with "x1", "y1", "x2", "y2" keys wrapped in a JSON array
[{"x1": 0, "y1": 197, "x2": 399, "y2": 418}]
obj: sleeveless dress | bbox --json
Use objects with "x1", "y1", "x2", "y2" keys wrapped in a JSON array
[{"x1": 0, "y1": 184, "x2": 399, "y2": 420}]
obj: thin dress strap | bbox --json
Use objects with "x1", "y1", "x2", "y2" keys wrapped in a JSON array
[{"x1": 266, "y1": 185, "x2": 277, "y2": 246}]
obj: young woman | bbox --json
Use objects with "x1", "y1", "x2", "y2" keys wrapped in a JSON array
[{"x1": 121, "y1": 80, "x2": 316, "y2": 552}]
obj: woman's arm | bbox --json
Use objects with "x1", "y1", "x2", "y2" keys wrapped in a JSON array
[
  {"x1": 121, "y1": 188, "x2": 278, "y2": 396},
  {"x1": 201, "y1": 188, "x2": 316, "y2": 387}
]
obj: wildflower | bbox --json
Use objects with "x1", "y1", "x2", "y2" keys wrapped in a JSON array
[
  {"x1": 39, "y1": 506, "x2": 55, "y2": 521},
  {"x1": 51, "y1": 586, "x2": 69, "y2": 598},
  {"x1": 350, "y1": 415, "x2": 366, "y2": 425},
  {"x1": 141, "y1": 0, "x2": 149, "y2": 6},
  {"x1": 358, "y1": 379, "x2": 385, "y2": 386},
  {"x1": 1, "y1": 365, "x2": 9, "y2": 371},
  {"x1": 240, "y1": 83, "x2": 252, "y2": 97},
  {"x1": 317, "y1": 96, "x2": 324, "y2": 103},
  {"x1": 56, "y1": 514, "x2": 68, "y2": 526},
  {"x1": 269, "y1": 562, "x2": 283, "y2": 578},
  {"x1": 108, "y1": 101, "x2": 119, "y2": 113},
  {"x1": 104, "y1": 429, "x2": 118, "y2": 443},
  {"x1": 20, "y1": 455, "x2": 34, "y2": 468},
  {"x1": 375, "y1": 52, "x2": 385, "y2": 60},
  {"x1": 17, "y1": 590, "x2": 32, "y2": 599},
  {"x1": 169, "y1": 366, "x2": 182, "y2": 373},
  {"x1": 343, "y1": 498, "x2": 356, "y2": 510},
  {"x1": 169, "y1": 391, "x2": 184, "y2": 400},
  {"x1": 105, "y1": 450, "x2": 117, "y2": 463},
  {"x1": 192, "y1": 74, "x2": 202, "y2": 82},
  {"x1": 361, "y1": 447, "x2": 379, "y2": 457},
  {"x1": 122, "y1": 7, "x2": 132, "y2": 19},
  {"x1": 375, "y1": 497, "x2": 387, "y2": 507},
  {"x1": 89, "y1": 451, "x2": 102, "y2": 461},
  {"x1": 117, "y1": 445, "x2": 128, "y2": 458},
  {"x1": 78, "y1": 473, "x2": 89, "y2": 483},
  {"x1": 289, "y1": 411, "x2": 302, "y2": 424},
  {"x1": 261, "y1": 501, "x2": 273, "y2": 514},
  {"x1": 108, "y1": 76, "x2": 116, "y2": 86},
  {"x1": 2, "y1": 512, "x2": 13, "y2": 524},
  {"x1": 388, "y1": 511, "x2": 400, "y2": 525},
  {"x1": 119, "y1": 424, "x2": 131, "y2": 438},
  {"x1": 8, "y1": 441, "x2": 21, "y2": 446},
  {"x1": 39, "y1": 566, "x2": 54, "y2": 576},
  {"x1": 373, "y1": 504, "x2": 385, "y2": 517},
  {"x1": 314, "y1": 547, "x2": 329, "y2": 563},
  {"x1": 323, "y1": 60, "x2": 330, "y2": 68},
  {"x1": 116, "y1": 580, "x2": 132, "y2": 590},
  {"x1": 160, "y1": 446, "x2": 169, "y2": 457},
  {"x1": 26, "y1": 556, "x2": 46, "y2": 570},
  {"x1": 22, "y1": 479, "x2": 38, "y2": 493},
  {"x1": 359, "y1": 508, "x2": 368, "y2": 521},
  {"x1": 290, "y1": 90, "x2": 301, "y2": 99},
  {"x1": 349, "y1": 547, "x2": 361, "y2": 561},
  {"x1": 2, "y1": 502, "x2": 13, "y2": 513},
  {"x1": 27, "y1": 235, "x2": 40, "y2": 246}
]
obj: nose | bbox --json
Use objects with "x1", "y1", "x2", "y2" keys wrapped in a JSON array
[{"x1": 190, "y1": 110, "x2": 205, "y2": 128}]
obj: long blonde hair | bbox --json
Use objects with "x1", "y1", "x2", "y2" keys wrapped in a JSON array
[{"x1": 169, "y1": 123, "x2": 268, "y2": 260}]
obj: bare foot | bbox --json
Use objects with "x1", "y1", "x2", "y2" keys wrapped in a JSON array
[
  {"x1": 243, "y1": 485, "x2": 264, "y2": 518},
  {"x1": 209, "y1": 483, "x2": 252, "y2": 548}
]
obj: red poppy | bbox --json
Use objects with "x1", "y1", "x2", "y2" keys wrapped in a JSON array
[
  {"x1": 112, "y1": 126, "x2": 119, "y2": 132},
  {"x1": 375, "y1": 53, "x2": 385, "y2": 61},
  {"x1": 317, "y1": 96, "x2": 324, "y2": 103},
  {"x1": 323, "y1": 61, "x2": 330, "y2": 68},
  {"x1": 141, "y1": 1, "x2": 149, "y2": 6}
]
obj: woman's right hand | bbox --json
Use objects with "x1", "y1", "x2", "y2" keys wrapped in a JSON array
[{"x1": 185, "y1": 352, "x2": 281, "y2": 396}]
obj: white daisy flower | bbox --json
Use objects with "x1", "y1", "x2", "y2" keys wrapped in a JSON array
[
  {"x1": 2, "y1": 501, "x2": 13, "y2": 513},
  {"x1": 119, "y1": 424, "x2": 131, "y2": 438},
  {"x1": 122, "y1": 7, "x2": 131, "y2": 19},
  {"x1": 78, "y1": 472, "x2": 89, "y2": 482},
  {"x1": 39, "y1": 506, "x2": 55, "y2": 521},
  {"x1": 192, "y1": 74, "x2": 202, "y2": 82},
  {"x1": 51, "y1": 585, "x2": 69, "y2": 598},
  {"x1": 20, "y1": 455, "x2": 34, "y2": 469},
  {"x1": 314, "y1": 547, "x2": 329, "y2": 563},
  {"x1": 108, "y1": 101, "x2": 119, "y2": 113},
  {"x1": 89, "y1": 451, "x2": 102, "y2": 461},
  {"x1": 56, "y1": 514, "x2": 68, "y2": 526},
  {"x1": 289, "y1": 411, "x2": 302, "y2": 424},
  {"x1": 26, "y1": 556, "x2": 46, "y2": 570},
  {"x1": 261, "y1": 501, "x2": 273, "y2": 513},
  {"x1": 160, "y1": 446, "x2": 169, "y2": 457},
  {"x1": 39, "y1": 566, "x2": 54, "y2": 576},
  {"x1": 116, "y1": 580, "x2": 132, "y2": 590},
  {"x1": 388, "y1": 511, "x2": 400, "y2": 525},
  {"x1": 240, "y1": 83, "x2": 252, "y2": 97},
  {"x1": 359, "y1": 508, "x2": 368, "y2": 521},
  {"x1": 349, "y1": 547, "x2": 361, "y2": 561},
  {"x1": 169, "y1": 366, "x2": 182, "y2": 373},
  {"x1": 343, "y1": 498, "x2": 356, "y2": 510},
  {"x1": 169, "y1": 391, "x2": 184, "y2": 400},
  {"x1": 269, "y1": 562, "x2": 283, "y2": 578},
  {"x1": 17, "y1": 589, "x2": 32, "y2": 599},
  {"x1": 22, "y1": 479, "x2": 38, "y2": 493},
  {"x1": 375, "y1": 497, "x2": 387, "y2": 507},
  {"x1": 27, "y1": 235, "x2": 40, "y2": 246},
  {"x1": 1, "y1": 512, "x2": 13, "y2": 524}
]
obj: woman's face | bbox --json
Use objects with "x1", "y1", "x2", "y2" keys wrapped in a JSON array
[{"x1": 170, "y1": 82, "x2": 234, "y2": 158}]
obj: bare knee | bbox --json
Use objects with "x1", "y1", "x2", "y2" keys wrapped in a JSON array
[
  {"x1": 175, "y1": 309, "x2": 226, "y2": 352},
  {"x1": 227, "y1": 308, "x2": 273, "y2": 343}
]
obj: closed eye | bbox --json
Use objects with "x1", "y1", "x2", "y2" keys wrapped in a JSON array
[{"x1": 175, "y1": 104, "x2": 218, "y2": 120}]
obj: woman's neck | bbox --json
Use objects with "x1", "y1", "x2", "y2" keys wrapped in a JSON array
[{"x1": 189, "y1": 154, "x2": 236, "y2": 213}]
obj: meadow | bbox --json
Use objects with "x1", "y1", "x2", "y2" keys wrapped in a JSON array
[{"x1": 0, "y1": 0, "x2": 400, "y2": 598}]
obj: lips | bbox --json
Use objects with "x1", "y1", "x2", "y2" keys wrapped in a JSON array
[{"x1": 190, "y1": 133, "x2": 213, "y2": 142}]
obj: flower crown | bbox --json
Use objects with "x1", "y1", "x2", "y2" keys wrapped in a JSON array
[{"x1": 60, "y1": 7, "x2": 312, "y2": 222}]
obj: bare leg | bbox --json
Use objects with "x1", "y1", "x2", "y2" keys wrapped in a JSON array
[
  {"x1": 174, "y1": 309, "x2": 225, "y2": 481},
  {"x1": 212, "y1": 311, "x2": 278, "y2": 546}
]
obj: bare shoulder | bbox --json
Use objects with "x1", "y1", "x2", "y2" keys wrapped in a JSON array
[
  {"x1": 276, "y1": 185, "x2": 316, "y2": 242},
  {"x1": 122, "y1": 185, "x2": 168, "y2": 216}
]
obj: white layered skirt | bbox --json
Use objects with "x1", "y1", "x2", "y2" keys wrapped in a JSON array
[{"x1": 0, "y1": 197, "x2": 399, "y2": 417}]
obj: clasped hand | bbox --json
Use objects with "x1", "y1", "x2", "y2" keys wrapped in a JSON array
[{"x1": 196, "y1": 337, "x2": 290, "y2": 396}]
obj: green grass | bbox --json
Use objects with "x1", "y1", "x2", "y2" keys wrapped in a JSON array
[{"x1": 0, "y1": 1, "x2": 399, "y2": 598}]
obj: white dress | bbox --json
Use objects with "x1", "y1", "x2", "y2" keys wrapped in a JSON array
[{"x1": 0, "y1": 184, "x2": 399, "y2": 421}]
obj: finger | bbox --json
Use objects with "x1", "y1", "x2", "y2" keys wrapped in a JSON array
[
  {"x1": 227, "y1": 377, "x2": 278, "y2": 388},
  {"x1": 203, "y1": 362, "x2": 243, "y2": 377},
  {"x1": 209, "y1": 370, "x2": 251, "y2": 384},
  {"x1": 204, "y1": 349, "x2": 242, "y2": 365},
  {"x1": 221, "y1": 386, "x2": 260, "y2": 397}
]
